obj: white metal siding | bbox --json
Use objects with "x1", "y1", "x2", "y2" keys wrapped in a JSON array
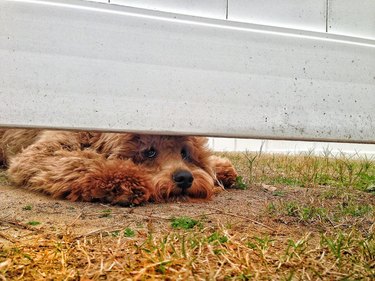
[
  {"x1": 1, "y1": 0, "x2": 374, "y2": 144},
  {"x1": 210, "y1": 138, "x2": 375, "y2": 156},
  {"x1": 111, "y1": 0, "x2": 227, "y2": 19},
  {"x1": 228, "y1": 0, "x2": 327, "y2": 32},
  {"x1": 328, "y1": 0, "x2": 375, "y2": 40}
]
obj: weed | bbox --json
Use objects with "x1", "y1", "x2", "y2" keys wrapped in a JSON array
[
  {"x1": 266, "y1": 202, "x2": 276, "y2": 214},
  {"x1": 156, "y1": 261, "x2": 171, "y2": 274},
  {"x1": 272, "y1": 176, "x2": 301, "y2": 187},
  {"x1": 285, "y1": 233, "x2": 311, "y2": 258},
  {"x1": 270, "y1": 201, "x2": 330, "y2": 223},
  {"x1": 321, "y1": 232, "x2": 347, "y2": 266},
  {"x1": 27, "y1": 221, "x2": 40, "y2": 226},
  {"x1": 283, "y1": 270, "x2": 295, "y2": 281},
  {"x1": 243, "y1": 142, "x2": 264, "y2": 185},
  {"x1": 207, "y1": 232, "x2": 228, "y2": 244},
  {"x1": 22, "y1": 205, "x2": 32, "y2": 211},
  {"x1": 225, "y1": 273, "x2": 252, "y2": 281},
  {"x1": 99, "y1": 209, "x2": 112, "y2": 218},
  {"x1": 340, "y1": 202, "x2": 373, "y2": 217},
  {"x1": 22, "y1": 254, "x2": 33, "y2": 261},
  {"x1": 213, "y1": 249, "x2": 225, "y2": 255},
  {"x1": 284, "y1": 201, "x2": 299, "y2": 217},
  {"x1": 235, "y1": 176, "x2": 247, "y2": 190},
  {"x1": 272, "y1": 190, "x2": 286, "y2": 197},
  {"x1": 171, "y1": 217, "x2": 199, "y2": 230},
  {"x1": 0, "y1": 170, "x2": 8, "y2": 185},
  {"x1": 247, "y1": 235, "x2": 274, "y2": 257},
  {"x1": 300, "y1": 206, "x2": 327, "y2": 221},
  {"x1": 124, "y1": 228, "x2": 135, "y2": 237},
  {"x1": 320, "y1": 188, "x2": 344, "y2": 199}
]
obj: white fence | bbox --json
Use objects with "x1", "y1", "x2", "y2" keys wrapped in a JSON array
[
  {"x1": 104, "y1": 0, "x2": 375, "y2": 40},
  {"x1": 209, "y1": 138, "x2": 375, "y2": 156},
  {"x1": 1, "y1": 0, "x2": 374, "y2": 144}
]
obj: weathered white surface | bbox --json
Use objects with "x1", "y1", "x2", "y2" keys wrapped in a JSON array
[
  {"x1": 328, "y1": 0, "x2": 375, "y2": 40},
  {"x1": 210, "y1": 138, "x2": 375, "y2": 156},
  {"x1": 1, "y1": 0, "x2": 375, "y2": 143},
  {"x1": 228, "y1": 0, "x2": 327, "y2": 32},
  {"x1": 111, "y1": 0, "x2": 227, "y2": 19},
  {"x1": 86, "y1": 0, "x2": 108, "y2": 3}
]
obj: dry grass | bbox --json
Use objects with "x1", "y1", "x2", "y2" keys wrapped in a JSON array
[
  {"x1": 224, "y1": 150, "x2": 375, "y2": 192},
  {"x1": 1, "y1": 152, "x2": 374, "y2": 280},
  {"x1": 1, "y1": 224, "x2": 373, "y2": 280},
  {"x1": 0, "y1": 170, "x2": 8, "y2": 185}
]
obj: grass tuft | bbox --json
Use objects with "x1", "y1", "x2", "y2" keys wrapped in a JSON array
[
  {"x1": 171, "y1": 217, "x2": 199, "y2": 230},
  {"x1": 124, "y1": 227, "x2": 136, "y2": 237},
  {"x1": 99, "y1": 209, "x2": 112, "y2": 218},
  {"x1": 235, "y1": 176, "x2": 248, "y2": 190},
  {"x1": 224, "y1": 151, "x2": 375, "y2": 191},
  {"x1": 27, "y1": 221, "x2": 40, "y2": 226},
  {"x1": 22, "y1": 205, "x2": 32, "y2": 211},
  {"x1": 0, "y1": 170, "x2": 8, "y2": 185}
]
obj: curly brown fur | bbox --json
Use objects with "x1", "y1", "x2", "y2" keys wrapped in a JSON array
[{"x1": 0, "y1": 129, "x2": 238, "y2": 206}]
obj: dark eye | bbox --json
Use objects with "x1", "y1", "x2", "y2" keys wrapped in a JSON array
[
  {"x1": 181, "y1": 148, "x2": 189, "y2": 160},
  {"x1": 143, "y1": 147, "x2": 157, "y2": 159}
]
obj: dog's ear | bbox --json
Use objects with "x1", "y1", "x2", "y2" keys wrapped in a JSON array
[
  {"x1": 186, "y1": 137, "x2": 214, "y2": 171},
  {"x1": 92, "y1": 133, "x2": 141, "y2": 160}
]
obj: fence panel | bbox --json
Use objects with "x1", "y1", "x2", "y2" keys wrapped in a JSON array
[{"x1": 1, "y1": 0, "x2": 374, "y2": 143}]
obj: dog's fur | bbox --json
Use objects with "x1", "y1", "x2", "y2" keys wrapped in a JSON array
[{"x1": 0, "y1": 129, "x2": 237, "y2": 206}]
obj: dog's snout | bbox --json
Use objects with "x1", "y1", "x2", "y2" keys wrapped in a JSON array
[{"x1": 173, "y1": 170, "x2": 194, "y2": 189}]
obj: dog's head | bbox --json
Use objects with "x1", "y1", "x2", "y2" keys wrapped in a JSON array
[{"x1": 101, "y1": 134, "x2": 216, "y2": 201}]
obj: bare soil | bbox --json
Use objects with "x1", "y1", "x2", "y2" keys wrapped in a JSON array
[
  {"x1": 0, "y1": 184, "x2": 265, "y2": 241},
  {"x1": 1, "y1": 166, "x2": 374, "y2": 280},
  {"x1": 0, "y1": 178, "x2": 323, "y2": 245},
  {"x1": 2, "y1": 178, "x2": 372, "y2": 245}
]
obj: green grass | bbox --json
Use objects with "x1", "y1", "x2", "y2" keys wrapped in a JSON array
[
  {"x1": 272, "y1": 190, "x2": 286, "y2": 197},
  {"x1": 99, "y1": 209, "x2": 112, "y2": 218},
  {"x1": 223, "y1": 151, "x2": 375, "y2": 192},
  {"x1": 1, "y1": 151, "x2": 374, "y2": 280},
  {"x1": 171, "y1": 217, "x2": 199, "y2": 230},
  {"x1": 340, "y1": 202, "x2": 373, "y2": 217},
  {"x1": 0, "y1": 170, "x2": 8, "y2": 185},
  {"x1": 270, "y1": 176, "x2": 302, "y2": 187},
  {"x1": 267, "y1": 197, "x2": 373, "y2": 224},
  {"x1": 235, "y1": 176, "x2": 247, "y2": 190},
  {"x1": 207, "y1": 232, "x2": 228, "y2": 244},
  {"x1": 124, "y1": 228, "x2": 136, "y2": 237},
  {"x1": 27, "y1": 221, "x2": 40, "y2": 226},
  {"x1": 22, "y1": 205, "x2": 32, "y2": 211}
]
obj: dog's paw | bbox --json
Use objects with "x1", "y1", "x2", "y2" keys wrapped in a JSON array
[
  {"x1": 67, "y1": 160, "x2": 153, "y2": 206},
  {"x1": 209, "y1": 155, "x2": 238, "y2": 189},
  {"x1": 109, "y1": 175, "x2": 152, "y2": 206}
]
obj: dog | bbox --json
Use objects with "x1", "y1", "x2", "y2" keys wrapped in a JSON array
[{"x1": 0, "y1": 129, "x2": 238, "y2": 206}]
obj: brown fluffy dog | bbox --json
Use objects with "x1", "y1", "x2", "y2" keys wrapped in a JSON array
[{"x1": 0, "y1": 129, "x2": 237, "y2": 206}]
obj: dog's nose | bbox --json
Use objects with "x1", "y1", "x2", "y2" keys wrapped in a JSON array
[{"x1": 173, "y1": 170, "x2": 194, "y2": 189}]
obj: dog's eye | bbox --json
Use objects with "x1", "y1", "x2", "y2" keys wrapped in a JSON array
[
  {"x1": 181, "y1": 148, "x2": 189, "y2": 160},
  {"x1": 143, "y1": 148, "x2": 157, "y2": 159}
]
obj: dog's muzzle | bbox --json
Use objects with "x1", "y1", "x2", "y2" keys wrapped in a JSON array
[{"x1": 172, "y1": 170, "x2": 194, "y2": 189}]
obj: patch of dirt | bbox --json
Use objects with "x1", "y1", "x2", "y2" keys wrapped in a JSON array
[
  {"x1": 0, "y1": 183, "x2": 273, "y2": 243},
  {"x1": 2, "y1": 178, "x2": 372, "y2": 246},
  {"x1": 1, "y1": 170, "x2": 374, "y2": 280}
]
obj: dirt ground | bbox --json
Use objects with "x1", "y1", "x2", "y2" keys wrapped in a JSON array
[
  {"x1": 1, "y1": 166, "x2": 374, "y2": 280},
  {"x1": 0, "y1": 178, "x2": 312, "y2": 245},
  {"x1": 0, "y1": 186, "x2": 253, "y2": 236}
]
